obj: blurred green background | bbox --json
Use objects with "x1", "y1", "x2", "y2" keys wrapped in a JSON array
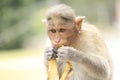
[
  {"x1": 0, "y1": 0, "x2": 118, "y2": 50},
  {"x1": 0, "y1": 0, "x2": 120, "y2": 80}
]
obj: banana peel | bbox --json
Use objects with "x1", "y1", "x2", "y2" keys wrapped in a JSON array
[
  {"x1": 48, "y1": 59, "x2": 59, "y2": 80},
  {"x1": 60, "y1": 61, "x2": 73, "y2": 80},
  {"x1": 48, "y1": 59, "x2": 73, "y2": 80},
  {"x1": 48, "y1": 46, "x2": 73, "y2": 80}
]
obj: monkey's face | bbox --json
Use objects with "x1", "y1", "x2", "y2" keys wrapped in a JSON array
[{"x1": 47, "y1": 18, "x2": 77, "y2": 47}]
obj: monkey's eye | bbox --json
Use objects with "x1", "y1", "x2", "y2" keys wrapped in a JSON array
[
  {"x1": 59, "y1": 29, "x2": 66, "y2": 32},
  {"x1": 50, "y1": 29, "x2": 56, "y2": 33}
]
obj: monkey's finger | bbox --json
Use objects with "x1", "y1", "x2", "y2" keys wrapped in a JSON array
[
  {"x1": 45, "y1": 54, "x2": 53, "y2": 60},
  {"x1": 58, "y1": 46, "x2": 69, "y2": 54},
  {"x1": 57, "y1": 53, "x2": 68, "y2": 61}
]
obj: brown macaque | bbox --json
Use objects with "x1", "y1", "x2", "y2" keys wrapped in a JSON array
[{"x1": 44, "y1": 4, "x2": 113, "y2": 80}]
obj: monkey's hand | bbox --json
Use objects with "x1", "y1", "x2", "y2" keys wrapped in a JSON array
[
  {"x1": 57, "y1": 46, "x2": 82, "y2": 61},
  {"x1": 44, "y1": 47, "x2": 57, "y2": 60}
]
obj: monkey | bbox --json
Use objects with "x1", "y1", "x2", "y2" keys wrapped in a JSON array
[{"x1": 43, "y1": 4, "x2": 113, "y2": 80}]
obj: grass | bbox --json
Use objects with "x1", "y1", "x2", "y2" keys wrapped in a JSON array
[{"x1": 0, "y1": 49, "x2": 47, "y2": 80}]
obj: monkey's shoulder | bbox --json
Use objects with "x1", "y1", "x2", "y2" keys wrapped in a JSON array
[
  {"x1": 82, "y1": 23, "x2": 99, "y2": 33},
  {"x1": 80, "y1": 23, "x2": 103, "y2": 38}
]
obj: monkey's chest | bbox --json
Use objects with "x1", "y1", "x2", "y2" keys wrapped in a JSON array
[{"x1": 57, "y1": 61, "x2": 95, "y2": 80}]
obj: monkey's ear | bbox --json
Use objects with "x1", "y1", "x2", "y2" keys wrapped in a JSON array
[
  {"x1": 75, "y1": 16, "x2": 85, "y2": 30},
  {"x1": 42, "y1": 19, "x2": 47, "y2": 24}
]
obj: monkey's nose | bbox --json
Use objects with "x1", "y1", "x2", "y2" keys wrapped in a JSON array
[{"x1": 55, "y1": 39, "x2": 60, "y2": 43}]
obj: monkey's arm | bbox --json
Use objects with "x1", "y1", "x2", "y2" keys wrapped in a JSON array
[
  {"x1": 57, "y1": 46, "x2": 111, "y2": 80},
  {"x1": 79, "y1": 53, "x2": 110, "y2": 80}
]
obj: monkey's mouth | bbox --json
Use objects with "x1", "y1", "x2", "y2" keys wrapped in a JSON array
[
  {"x1": 54, "y1": 43, "x2": 68, "y2": 48},
  {"x1": 52, "y1": 41, "x2": 69, "y2": 47},
  {"x1": 54, "y1": 44, "x2": 64, "y2": 48}
]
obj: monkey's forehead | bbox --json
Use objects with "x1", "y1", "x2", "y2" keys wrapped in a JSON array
[{"x1": 46, "y1": 4, "x2": 76, "y2": 21}]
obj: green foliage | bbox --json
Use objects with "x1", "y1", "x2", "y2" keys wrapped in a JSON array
[
  {"x1": 62, "y1": 0, "x2": 115, "y2": 24},
  {"x1": 0, "y1": 0, "x2": 46, "y2": 50}
]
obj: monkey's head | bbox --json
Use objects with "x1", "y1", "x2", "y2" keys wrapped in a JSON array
[{"x1": 44, "y1": 4, "x2": 84, "y2": 47}]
